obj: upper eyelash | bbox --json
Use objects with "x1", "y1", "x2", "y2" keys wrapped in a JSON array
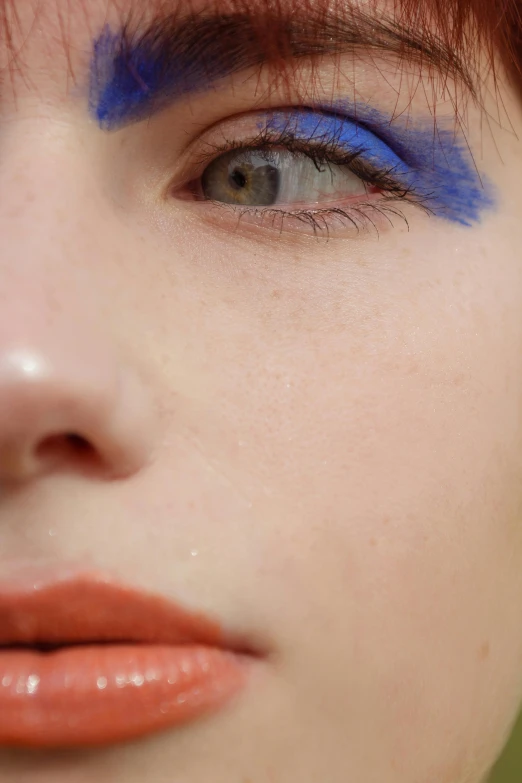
[{"x1": 194, "y1": 124, "x2": 413, "y2": 195}]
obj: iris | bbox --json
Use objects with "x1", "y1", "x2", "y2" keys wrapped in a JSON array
[{"x1": 202, "y1": 151, "x2": 282, "y2": 206}]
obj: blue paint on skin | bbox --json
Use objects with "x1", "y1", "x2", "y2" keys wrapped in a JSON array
[
  {"x1": 264, "y1": 110, "x2": 495, "y2": 226},
  {"x1": 92, "y1": 27, "x2": 173, "y2": 128},
  {"x1": 90, "y1": 25, "x2": 225, "y2": 129}
]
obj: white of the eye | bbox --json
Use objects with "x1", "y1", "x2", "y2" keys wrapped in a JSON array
[{"x1": 271, "y1": 150, "x2": 367, "y2": 205}]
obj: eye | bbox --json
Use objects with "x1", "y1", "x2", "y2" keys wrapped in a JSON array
[{"x1": 200, "y1": 147, "x2": 371, "y2": 208}]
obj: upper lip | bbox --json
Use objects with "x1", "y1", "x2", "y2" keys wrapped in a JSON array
[{"x1": 0, "y1": 570, "x2": 251, "y2": 653}]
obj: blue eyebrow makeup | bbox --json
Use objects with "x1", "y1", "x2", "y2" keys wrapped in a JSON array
[
  {"x1": 90, "y1": 26, "x2": 193, "y2": 130},
  {"x1": 262, "y1": 110, "x2": 495, "y2": 226},
  {"x1": 90, "y1": 19, "x2": 265, "y2": 130}
]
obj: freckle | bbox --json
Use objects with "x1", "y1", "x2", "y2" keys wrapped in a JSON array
[
  {"x1": 478, "y1": 641, "x2": 490, "y2": 661},
  {"x1": 453, "y1": 373, "x2": 466, "y2": 387}
]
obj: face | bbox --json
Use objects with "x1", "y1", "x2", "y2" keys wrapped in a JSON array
[{"x1": 1, "y1": 1, "x2": 522, "y2": 781}]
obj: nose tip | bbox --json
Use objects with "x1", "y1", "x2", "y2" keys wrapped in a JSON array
[{"x1": 0, "y1": 348, "x2": 154, "y2": 483}]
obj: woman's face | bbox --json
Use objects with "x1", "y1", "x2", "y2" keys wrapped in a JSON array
[{"x1": 1, "y1": 1, "x2": 522, "y2": 781}]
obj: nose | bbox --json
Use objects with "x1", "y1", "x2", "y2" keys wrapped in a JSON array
[
  {"x1": 0, "y1": 138, "x2": 157, "y2": 486},
  {"x1": 0, "y1": 339, "x2": 154, "y2": 483}
]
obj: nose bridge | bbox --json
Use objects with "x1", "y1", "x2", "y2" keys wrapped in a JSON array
[
  {"x1": 0, "y1": 130, "x2": 108, "y2": 398},
  {"x1": 0, "y1": 124, "x2": 97, "y2": 274},
  {"x1": 0, "y1": 128, "x2": 157, "y2": 484}
]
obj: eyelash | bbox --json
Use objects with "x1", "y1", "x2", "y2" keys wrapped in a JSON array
[{"x1": 180, "y1": 124, "x2": 434, "y2": 238}]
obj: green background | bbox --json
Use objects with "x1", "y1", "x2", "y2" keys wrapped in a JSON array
[{"x1": 489, "y1": 711, "x2": 522, "y2": 781}]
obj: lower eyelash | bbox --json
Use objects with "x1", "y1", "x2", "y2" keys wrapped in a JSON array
[{"x1": 208, "y1": 194, "x2": 435, "y2": 240}]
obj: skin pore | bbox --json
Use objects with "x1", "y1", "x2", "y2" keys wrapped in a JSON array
[{"x1": 1, "y1": 0, "x2": 522, "y2": 781}]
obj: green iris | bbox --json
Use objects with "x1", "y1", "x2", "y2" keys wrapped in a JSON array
[{"x1": 202, "y1": 150, "x2": 281, "y2": 206}]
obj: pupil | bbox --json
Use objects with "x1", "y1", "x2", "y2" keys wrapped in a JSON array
[{"x1": 229, "y1": 168, "x2": 248, "y2": 190}]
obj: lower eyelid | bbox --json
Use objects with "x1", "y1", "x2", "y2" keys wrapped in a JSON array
[{"x1": 179, "y1": 194, "x2": 423, "y2": 242}]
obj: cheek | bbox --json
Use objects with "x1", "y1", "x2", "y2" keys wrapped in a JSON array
[
  {"x1": 188, "y1": 229, "x2": 522, "y2": 778},
  {"x1": 123, "y1": 216, "x2": 522, "y2": 780}
]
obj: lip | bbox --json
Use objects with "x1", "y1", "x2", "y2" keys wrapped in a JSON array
[{"x1": 0, "y1": 571, "x2": 256, "y2": 749}]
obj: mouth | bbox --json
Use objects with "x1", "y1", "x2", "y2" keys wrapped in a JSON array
[{"x1": 0, "y1": 572, "x2": 258, "y2": 750}]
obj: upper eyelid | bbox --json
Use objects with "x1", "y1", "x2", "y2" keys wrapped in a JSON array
[
  {"x1": 261, "y1": 110, "x2": 408, "y2": 173},
  {"x1": 191, "y1": 108, "x2": 406, "y2": 168}
]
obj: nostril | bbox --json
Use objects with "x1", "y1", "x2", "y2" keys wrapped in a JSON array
[
  {"x1": 64, "y1": 434, "x2": 92, "y2": 452},
  {"x1": 36, "y1": 432, "x2": 99, "y2": 474}
]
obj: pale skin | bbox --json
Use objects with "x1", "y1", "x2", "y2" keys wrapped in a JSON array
[{"x1": 1, "y1": 1, "x2": 522, "y2": 781}]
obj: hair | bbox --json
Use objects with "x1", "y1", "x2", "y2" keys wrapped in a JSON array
[
  {"x1": 0, "y1": 0, "x2": 520, "y2": 106},
  {"x1": 396, "y1": 0, "x2": 522, "y2": 92},
  {"x1": 111, "y1": 0, "x2": 522, "y2": 107}
]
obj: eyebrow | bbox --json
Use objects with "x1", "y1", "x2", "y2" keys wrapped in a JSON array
[{"x1": 90, "y1": 2, "x2": 476, "y2": 130}]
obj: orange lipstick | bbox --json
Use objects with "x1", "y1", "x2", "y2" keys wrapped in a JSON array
[{"x1": 0, "y1": 574, "x2": 252, "y2": 748}]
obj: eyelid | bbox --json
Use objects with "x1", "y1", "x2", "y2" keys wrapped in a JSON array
[
  {"x1": 168, "y1": 104, "x2": 494, "y2": 229},
  {"x1": 170, "y1": 107, "x2": 410, "y2": 191},
  {"x1": 261, "y1": 109, "x2": 409, "y2": 177},
  {"x1": 170, "y1": 108, "x2": 427, "y2": 240},
  {"x1": 170, "y1": 108, "x2": 423, "y2": 225}
]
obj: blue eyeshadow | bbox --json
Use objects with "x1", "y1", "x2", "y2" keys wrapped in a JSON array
[{"x1": 264, "y1": 110, "x2": 495, "y2": 226}]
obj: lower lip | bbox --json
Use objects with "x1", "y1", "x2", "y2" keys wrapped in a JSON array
[{"x1": 0, "y1": 644, "x2": 248, "y2": 748}]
